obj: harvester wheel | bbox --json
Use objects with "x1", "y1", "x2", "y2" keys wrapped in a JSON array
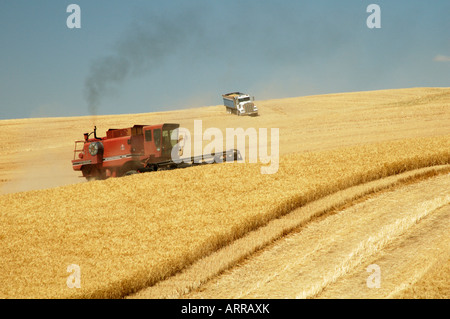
[
  {"x1": 124, "y1": 170, "x2": 138, "y2": 176},
  {"x1": 83, "y1": 166, "x2": 105, "y2": 181}
]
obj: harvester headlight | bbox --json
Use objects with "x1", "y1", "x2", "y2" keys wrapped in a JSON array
[{"x1": 88, "y1": 142, "x2": 103, "y2": 156}]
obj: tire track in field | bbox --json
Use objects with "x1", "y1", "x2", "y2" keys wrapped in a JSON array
[
  {"x1": 181, "y1": 173, "x2": 450, "y2": 299},
  {"x1": 128, "y1": 165, "x2": 450, "y2": 299},
  {"x1": 319, "y1": 204, "x2": 450, "y2": 299}
]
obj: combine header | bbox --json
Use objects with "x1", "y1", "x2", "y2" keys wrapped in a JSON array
[{"x1": 72, "y1": 124, "x2": 241, "y2": 180}]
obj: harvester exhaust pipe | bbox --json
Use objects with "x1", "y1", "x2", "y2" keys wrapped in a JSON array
[{"x1": 94, "y1": 126, "x2": 100, "y2": 139}]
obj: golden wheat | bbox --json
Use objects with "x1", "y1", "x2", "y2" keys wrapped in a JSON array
[
  {"x1": 2, "y1": 87, "x2": 449, "y2": 194},
  {"x1": 392, "y1": 257, "x2": 450, "y2": 299},
  {"x1": 296, "y1": 194, "x2": 450, "y2": 299},
  {"x1": 131, "y1": 165, "x2": 450, "y2": 299},
  {"x1": 1, "y1": 87, "x2": 449, "y2": 298},
  {"x1": 0, "y1": 134, "x2": 449, "y2": 298},
  {"x1": 179, "y1": 172, "x2": 449, "y2": 299}
]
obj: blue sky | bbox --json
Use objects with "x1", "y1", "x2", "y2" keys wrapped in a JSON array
[{"x1": 0, "y1": 0, "x2": 449, "y2": 119}]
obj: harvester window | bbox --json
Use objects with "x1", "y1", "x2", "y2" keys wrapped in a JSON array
[
  {"x1": 154, "y1": 129, "x2": 161, "y2": 149},
  {"x1": 145, "y1": 130, "x2": 152, "y2": 142},
  {"x1": 163, "y1": 129, "x2": 178, "y2": 147}
]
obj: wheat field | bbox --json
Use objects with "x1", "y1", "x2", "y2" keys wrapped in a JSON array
[
  {"x1": 129, "y1": 165, "x2": 450, "y2": 299},
  {"x1": 175, "y1": 171, "x2": 449, "y2": 299},
  {"x1": 0, "y1": 87, "x2": 449, "y2": 298}
]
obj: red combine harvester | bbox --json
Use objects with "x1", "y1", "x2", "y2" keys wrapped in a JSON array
[{"x1": 72, "y1": 124, "x2": 241, "y2": 180}]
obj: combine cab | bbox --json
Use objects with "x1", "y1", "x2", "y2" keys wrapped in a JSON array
[{"x1": 72, "y1": 124, "x2": 240, "y2": 180}]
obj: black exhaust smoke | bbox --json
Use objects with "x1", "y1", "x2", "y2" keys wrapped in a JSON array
[{"x1": 83, "y1": 8, "x2": 203, "y2": 118}]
